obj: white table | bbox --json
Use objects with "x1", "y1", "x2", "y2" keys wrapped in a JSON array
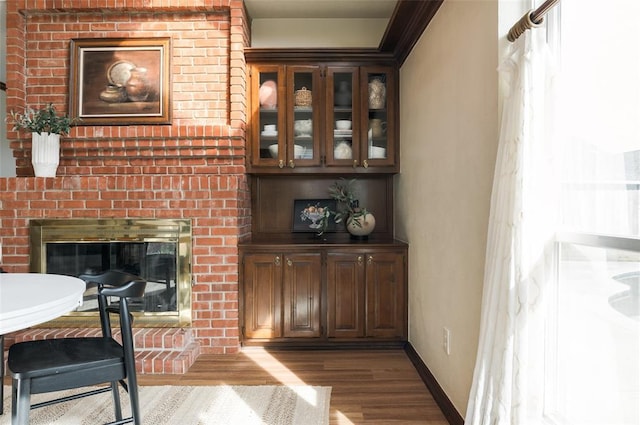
[
  {"x1": 0, "y1": 273, "x2": 85, "y2": 415},
  {"x1": 0, "y1": 273, "x2": 85, "y2": 334}
]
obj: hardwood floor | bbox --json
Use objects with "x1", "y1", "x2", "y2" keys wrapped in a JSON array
[{"x1": 139, "y1": 348, "x2": 450, "y2": 424}]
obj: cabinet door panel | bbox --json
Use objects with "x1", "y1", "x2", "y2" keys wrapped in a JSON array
[
  {"x1": 286, "y1": 66, "x2": 322, "y2": 168},
  {"x1": 327, "y1": 252, "x2": 365, "y2": 338},
  {"x1": 365, "y1": 252, "x2": 405, "y2": 338},
  {"x1": 283, "y1": 253, "x2": 322, "y2": 337},
  {"x1": 325, "y1": 67, "x2": 360, "y2": 168},
  {"x1": 360, "y1": 66, "x2": 396, "y2": 169},
  {"x1": 250, "y1": 65, "x2": 286, "y2": 169},
  {"x1": 243, "y1": 254, "x2": 282, "y2": 339}
]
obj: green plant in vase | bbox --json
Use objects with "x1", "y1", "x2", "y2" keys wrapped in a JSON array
[
  {"x1": 328, "y1": 178, "x2": 376, "y2": 238},
  {"x1": 8, "y1": 103, "x2": 80, "y2": 177},
  {"x1": 10, "y1": 103, "x2": 78, "y2": 135}
]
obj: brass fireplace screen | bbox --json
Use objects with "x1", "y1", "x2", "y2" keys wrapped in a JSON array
[{"x1": 29, "y1": 218, "x2": 192, "y2": 327}]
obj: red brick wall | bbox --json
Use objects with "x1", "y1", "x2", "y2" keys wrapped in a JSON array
[{"x1": 0, "y1": 1, "x2": 251, "y2": 354}]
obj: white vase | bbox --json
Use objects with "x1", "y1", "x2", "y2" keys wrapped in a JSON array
[
  {"x1": 31, "y1": 132, "x2": 60, "y2": 177},
  {"x1": 347, "y1": 212, "x2": 376, "y2": 239}
]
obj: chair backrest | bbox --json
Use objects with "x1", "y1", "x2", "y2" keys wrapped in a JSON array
[
  {"x1": 78, "y1": 270, "x2": 146, "y2": 338},
  {"x1": 79, "y1": 270, "x2": 144, "y2": 287},
  {"x1": 99, "y1": 280, "x2": 146, "y2": 370}
]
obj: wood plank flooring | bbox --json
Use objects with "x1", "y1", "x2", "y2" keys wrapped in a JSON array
[{"x1": 139, "y1": 348, "x2": 450, "y2": 424}]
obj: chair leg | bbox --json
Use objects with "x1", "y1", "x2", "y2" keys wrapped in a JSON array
[
  {"x1": 127, "y1": 375, "x2": 141, "y2": 425},
  {"x1": 11, "y1": 378, "x2": 31, "y2": 425},
  {"x1": 110, "y1": 381, "x2": 123, "y2": 421}
]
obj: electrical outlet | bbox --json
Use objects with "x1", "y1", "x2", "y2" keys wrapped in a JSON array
[{"x1": 443, "y1": 327, "x2": 451, "y2": 355}]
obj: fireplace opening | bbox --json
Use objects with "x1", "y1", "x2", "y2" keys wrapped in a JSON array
[
  {"x1": 29, "y1": 218, "x2": 192, "y2": 327},
  {"x1": 48, "y1": 242, "x2": 177, "y2": 313}
]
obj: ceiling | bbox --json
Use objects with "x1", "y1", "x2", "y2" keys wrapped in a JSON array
[{"x1": 243, "y1": 0, "x2": 398, "y2": 20}]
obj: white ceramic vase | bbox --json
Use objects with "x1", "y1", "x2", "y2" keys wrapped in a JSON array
[
  {"x1": 347, "y1": 212, "x2": 376, "y2": 239},
  {"x1": 31, "y1": 132, "x2": 60, "y2": 177}
]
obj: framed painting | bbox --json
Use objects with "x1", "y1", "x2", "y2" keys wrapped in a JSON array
[
  {"x1": 69, "y1": 37, "x2": 171, "y2": 125},
  {"x1": 292, "y1": 199, "x2": 337, "y2": 233}
]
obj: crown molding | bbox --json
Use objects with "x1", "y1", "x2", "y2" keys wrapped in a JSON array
[{"x1": 379, "y1": 0, "x2": 444, "y2": 65}]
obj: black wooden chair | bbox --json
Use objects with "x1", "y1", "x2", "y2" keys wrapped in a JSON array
[{"x1": 8, "y1": 270, "x2": 146, "y2": 425}]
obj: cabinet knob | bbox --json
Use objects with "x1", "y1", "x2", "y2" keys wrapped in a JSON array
[
  {"x1": 278, "y1": 160, "x2": 284, "y2": 169},
  {"x1": 287, "y1": 258, "x2": 293, "y2": 266},
  {"x1": 289, "y1": 160, "x2": 295, "y2": 168},
  {"x1": 363, "y1": 160, "x2": 369, "y2": 168},
  {"x1": 274, "y1": 256, "x2": 281, "y2": 266},
  {"x1": 353, "y1": 160, "x2": 358, "y2": 168},
  {"x1": 367, "y1": 255, "x2": 373, "y2": 265},
  {"x1": 357, "y1": 255, "x2": 363, "y2": 265}
]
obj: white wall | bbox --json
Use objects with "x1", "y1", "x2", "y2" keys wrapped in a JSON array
[
  {"x1": 396, "y1": 0, "x2": 499, "y2": 415},
  {"x1": 251, "y1": 18, "x2": 388, "y2": 48}
]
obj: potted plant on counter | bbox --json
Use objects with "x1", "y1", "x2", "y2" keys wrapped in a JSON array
[
  {"x1": 328, "y1": 178, "x2": 376, "y2": 239},
  {"x1": 9, "y1": 103, "x2": 79, "y2": 177}
]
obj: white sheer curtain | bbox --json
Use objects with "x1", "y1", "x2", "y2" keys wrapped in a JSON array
[{"x1": 465, "y1": 27, "x2": 558, "y2": 425}]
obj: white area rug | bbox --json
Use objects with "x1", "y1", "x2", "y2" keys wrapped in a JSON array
[{"x1": 1, "y1": 385, "x2": 331, "y2": 425}]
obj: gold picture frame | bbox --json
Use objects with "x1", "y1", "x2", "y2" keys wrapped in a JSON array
[{"x1": 69, "y1": 37, "x2": 171, "y2": 125}]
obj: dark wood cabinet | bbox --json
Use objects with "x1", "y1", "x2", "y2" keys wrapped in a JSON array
[
  {"x1": 327, "y1": 250, "x2": 406, "y2": 340},
  {"x1": 364, "y1": 251, "x2": 405, "y2": 338},
  {"x1": 242, "y1": 253, "x2": 282, "y2": 339},
  {"x1": 241, "y1": 50, "x2": 406, "y2": 348},
  {"x1": 240, "y1": 242, "x2": 407, "y2": 346},
  {"x1": 326, "y1": 252, "x2": 365, "y2": 338},
  {"x1": 246, "y1": 50, "x2": 399, "y2": 174},
  {"x1": 282, "y1": 253, "x2": 322, "y2": 337},
  {"x1": 241, "y1": 252, "x2": 321, "y2": 340}
]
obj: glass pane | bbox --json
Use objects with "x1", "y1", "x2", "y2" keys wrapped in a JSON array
[
  {"x1": 333, "y1": 72, "x2": 354, "y2": 160},
  {"x1": 558, "y1": 0, "x2": 639, "y2": 238},
  {"x1": 46, "y1": 242, "x2": 178, "y2": 313},
  {"x1": 259, "y1": 72, "x2": 279, "y2": 159},
  {"x1": 547, "y1": 242, "x2": 640, "y2": 424},
  {"x1": 367, "y1": 72, "x2": 388, "y2": 160},
  {"x1": 293, "y1": 72, "x2": 314, "y2": 160}
]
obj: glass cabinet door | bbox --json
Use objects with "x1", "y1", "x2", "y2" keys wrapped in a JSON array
[
  {"x1": 252, "y1": 65, "x2": 285, "y2": 168},
  {"x1": 326, "y1": 67, "x2": 358, "y2": 167},
  {"x1": 286, "y1": 66, "x2": 321, "y2": 168},
  {"x1": 362, "y1": 67, "x2": 395, "y2": 167}
]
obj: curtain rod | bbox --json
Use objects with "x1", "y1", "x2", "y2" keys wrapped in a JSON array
[{"x1": 507, "y1": 0, "x2": 560, "y2": 42}]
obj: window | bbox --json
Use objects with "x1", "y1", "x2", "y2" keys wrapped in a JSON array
[{"x1": 545, "y1": 1, "x2": 640, "y2": 424}]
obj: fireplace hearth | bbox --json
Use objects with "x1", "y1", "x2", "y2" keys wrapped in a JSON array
[{"x1": 29, "y1": 218, "x2": 192, "y2": 327}]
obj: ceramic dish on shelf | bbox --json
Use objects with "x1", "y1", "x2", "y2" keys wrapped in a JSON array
[
  {"x1": 293, "y1": 145, "x2": 306, "y2": 159},
  {"x1": 334, "y1": 142, "x2": 352, "y2": 160},
  {"x1": 259, "y1": 80, "x2": 277, "y2": 109},
  {"x1": 268, "y1": 144, "x2": 279, "y2": 158},
  {"x1": 294, "y1": 119, "x2": 312, "y2": 136},
  {"x1": 369, "y1": 146, "x2": 387, "y2": 159},
  {"x1": 334, "y1": 130, "x2": 352, "y2": 136},
  {"x1": 261, "y1": 131, "x2": 278, "y2": 137}
]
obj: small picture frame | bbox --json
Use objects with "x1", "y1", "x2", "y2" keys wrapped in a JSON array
[
  {"x1": 69, "y1": 37, "x2": 171, "y2": 125},
  {"x1": 292, "y1": 199, "x2": 337, "y2": 233}
]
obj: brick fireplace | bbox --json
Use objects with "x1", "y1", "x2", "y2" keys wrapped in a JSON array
[{"x1": 0, "y1": 1, "x2": 251, "y2": 372}]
